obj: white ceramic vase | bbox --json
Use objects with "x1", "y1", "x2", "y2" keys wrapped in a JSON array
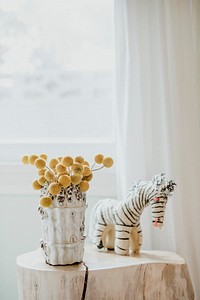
[{"x1": 38, "y1": 184, "x2": 87, "y2": 265}]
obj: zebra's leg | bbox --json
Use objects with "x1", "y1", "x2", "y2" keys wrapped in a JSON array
[
  {"x1": 94, "y1": 223, "x2": 107, "y2": 249},
  {"x1": 103, "y1": 225, "x2": 115, "y2": 250},
  {"x1": 130, "y1": 224, "x2": 143, "y2": 254},
  {"x1": 114, "y1": 225, "x2": 132, "y2": 255}
]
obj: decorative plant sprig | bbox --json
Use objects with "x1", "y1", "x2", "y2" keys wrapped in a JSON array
[
  {"x1": 21, "y1": 153, "x2": 114, "y2": 208},
  {"x1": 91, "y1": 155, "x2": 113, "y2": 171}
]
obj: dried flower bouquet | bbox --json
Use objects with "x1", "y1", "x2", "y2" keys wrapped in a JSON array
[{"x1": 22, "y1": 153, "x2": 114, "y2": 208}]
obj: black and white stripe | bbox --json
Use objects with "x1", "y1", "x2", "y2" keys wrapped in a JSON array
[{"x1": 89, "y1": 173, "x2": 176, "y2": 255}]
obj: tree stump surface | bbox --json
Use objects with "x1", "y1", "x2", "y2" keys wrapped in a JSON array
[{"x1": 17, "y1": 245, "x2": 194, "y2": 300}]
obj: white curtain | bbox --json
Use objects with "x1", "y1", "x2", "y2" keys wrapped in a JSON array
[{"x1": 115, "y1": 0, "x2": 200, "y2": 298}]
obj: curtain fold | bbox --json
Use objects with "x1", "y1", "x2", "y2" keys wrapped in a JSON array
[{"x1": 115, "y1": 0, "x2": 200, "y2": 298}]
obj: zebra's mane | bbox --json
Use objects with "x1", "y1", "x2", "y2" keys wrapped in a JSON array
[{"x1": 128, "y1": 180, "x2": 150, "y2": 198}]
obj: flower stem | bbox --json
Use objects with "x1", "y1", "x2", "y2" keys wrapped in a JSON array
[
  {"x1": 45, "y1": 166, "x2": 57, "y2": 181},
  {"x1": 91, "y1": 166, "x2": 104, "y2": 172},
  {"x1": 91, "y1": 162, "x2": 96, "y2": 170}
]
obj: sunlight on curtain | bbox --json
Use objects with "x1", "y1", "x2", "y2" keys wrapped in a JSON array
[{"x1": 115, "y1": 0, "x2": 200, "y2": 298}]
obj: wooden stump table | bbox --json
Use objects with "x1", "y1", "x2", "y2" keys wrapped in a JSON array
[{"x1": 17, "y1": 245, "x2": 194, "y2": 300}]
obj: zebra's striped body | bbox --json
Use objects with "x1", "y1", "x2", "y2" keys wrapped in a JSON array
[{"x1": 89, "y1": 173, "x2": 176, "y2": 255}]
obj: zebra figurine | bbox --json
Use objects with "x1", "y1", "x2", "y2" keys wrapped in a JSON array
[{"x1": 89, "y1": 173, "x2": 176, "y2": 255}]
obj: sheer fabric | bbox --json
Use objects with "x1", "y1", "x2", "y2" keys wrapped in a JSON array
[{"x1": 115, "y1": 0, "x2": 200, "y2": 297}]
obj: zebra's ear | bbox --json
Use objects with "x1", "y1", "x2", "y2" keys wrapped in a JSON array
[
  {"x1": 167, "y1": 180, "x2": 177, "y2": 194},
  {"x1": 152, "y1": 173, "x2": 166, "y2": 186}
]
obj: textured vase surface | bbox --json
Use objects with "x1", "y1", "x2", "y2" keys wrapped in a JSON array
[{"x1": 38, "y1": 184, "x2": 87, "y2": 265}]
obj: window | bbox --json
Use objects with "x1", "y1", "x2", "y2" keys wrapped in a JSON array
[{"x1": 0, "y1": 0, "x2": 116, "y2": 197}]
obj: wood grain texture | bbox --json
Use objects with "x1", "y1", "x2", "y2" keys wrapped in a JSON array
[{"x1": 17, "y1": 245, "x2": 194, "y2": 300}]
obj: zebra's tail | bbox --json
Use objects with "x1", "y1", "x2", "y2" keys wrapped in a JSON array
[{"x1": 88, "y1": 199, "x2": 105, "y2": 243}]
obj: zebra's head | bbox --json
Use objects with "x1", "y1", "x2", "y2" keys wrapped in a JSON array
[
  {"x1": 149, "y1": 173, "x2": 176, "y2": 228},
  {"x1": 152, "y1": 173, "x2": 176, "y2": 196}
]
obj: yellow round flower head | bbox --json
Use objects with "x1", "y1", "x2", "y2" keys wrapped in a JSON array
[
  {"x1": 38, "y1": 168, "x2": 46, "y2": 176},
  {"x1": 71, "y1": 174, "x2": 82, "y2": 185},
  {"x1": 58, "y1": 171, "x2": 69, "y2": 177},
  {"x1": 34, "y1": 158, "x2": 46, "y2": 169},
  {"x1": 71, "y1": 163, "x2": 83, "y2": 175},
  {"x1": 79, "y1": 181, "x2": 89, "y2": 192},
  {"x1": 21, "y1": 155, "x2": 29, "y2": 165},
  {"x1": 55, "y1": 163, "x2": 66, "y2": 175},
  {"x1": 52, "y1": 167, "x2": 57, "y2": 175},
  {"x1": 57, "y1": 156, "x2": 62, "y2": 162},
  {"x1": 74, "y1": 156, "x2": 84, "y2": 164},
  {"x1": 32, "y1": 180, "x2": 42, "y2": 190},
  {"x1": 29, "y1": 154, "x2": 39, "y2": 165},
  {"x1": 38, "y1": 176, "x2": 46, "y2": 185},
  {"x1": 49, "y1": 182, "x2": 61, "y2": 195},
  {"x1": 58, "y1": 174, "x2": 71, "y2": 188},
  {"x1": 44, "y1": 170, "x2": 55, "y2": 182},
  {"x1": 83, "y1": 173, "x2": 93, "y2": 182},
  {"x1": 102, "y1": 157, "x2": 114, "y2": 168},
  {"x1": 83, "y1": 161, "x2": 90, "y2": 166},
  {"x1": 40, "y1": 153, "x2": 47, "y2": 160},
  {"x1": 94, "y1": 154, "x2": 104, "y2": 164},
  {"x1": 61, "y1": 156, "x2": 73, "y2": 167},
  {"x1": 49, "y1": 158, "x2": 59, "y2": 169},
  {"x1": 40, "y1": 196, "x2": 52, "y2": 208},
  {"x1": 83, "y1": 165, "x2": 91, "y2": 176}
]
